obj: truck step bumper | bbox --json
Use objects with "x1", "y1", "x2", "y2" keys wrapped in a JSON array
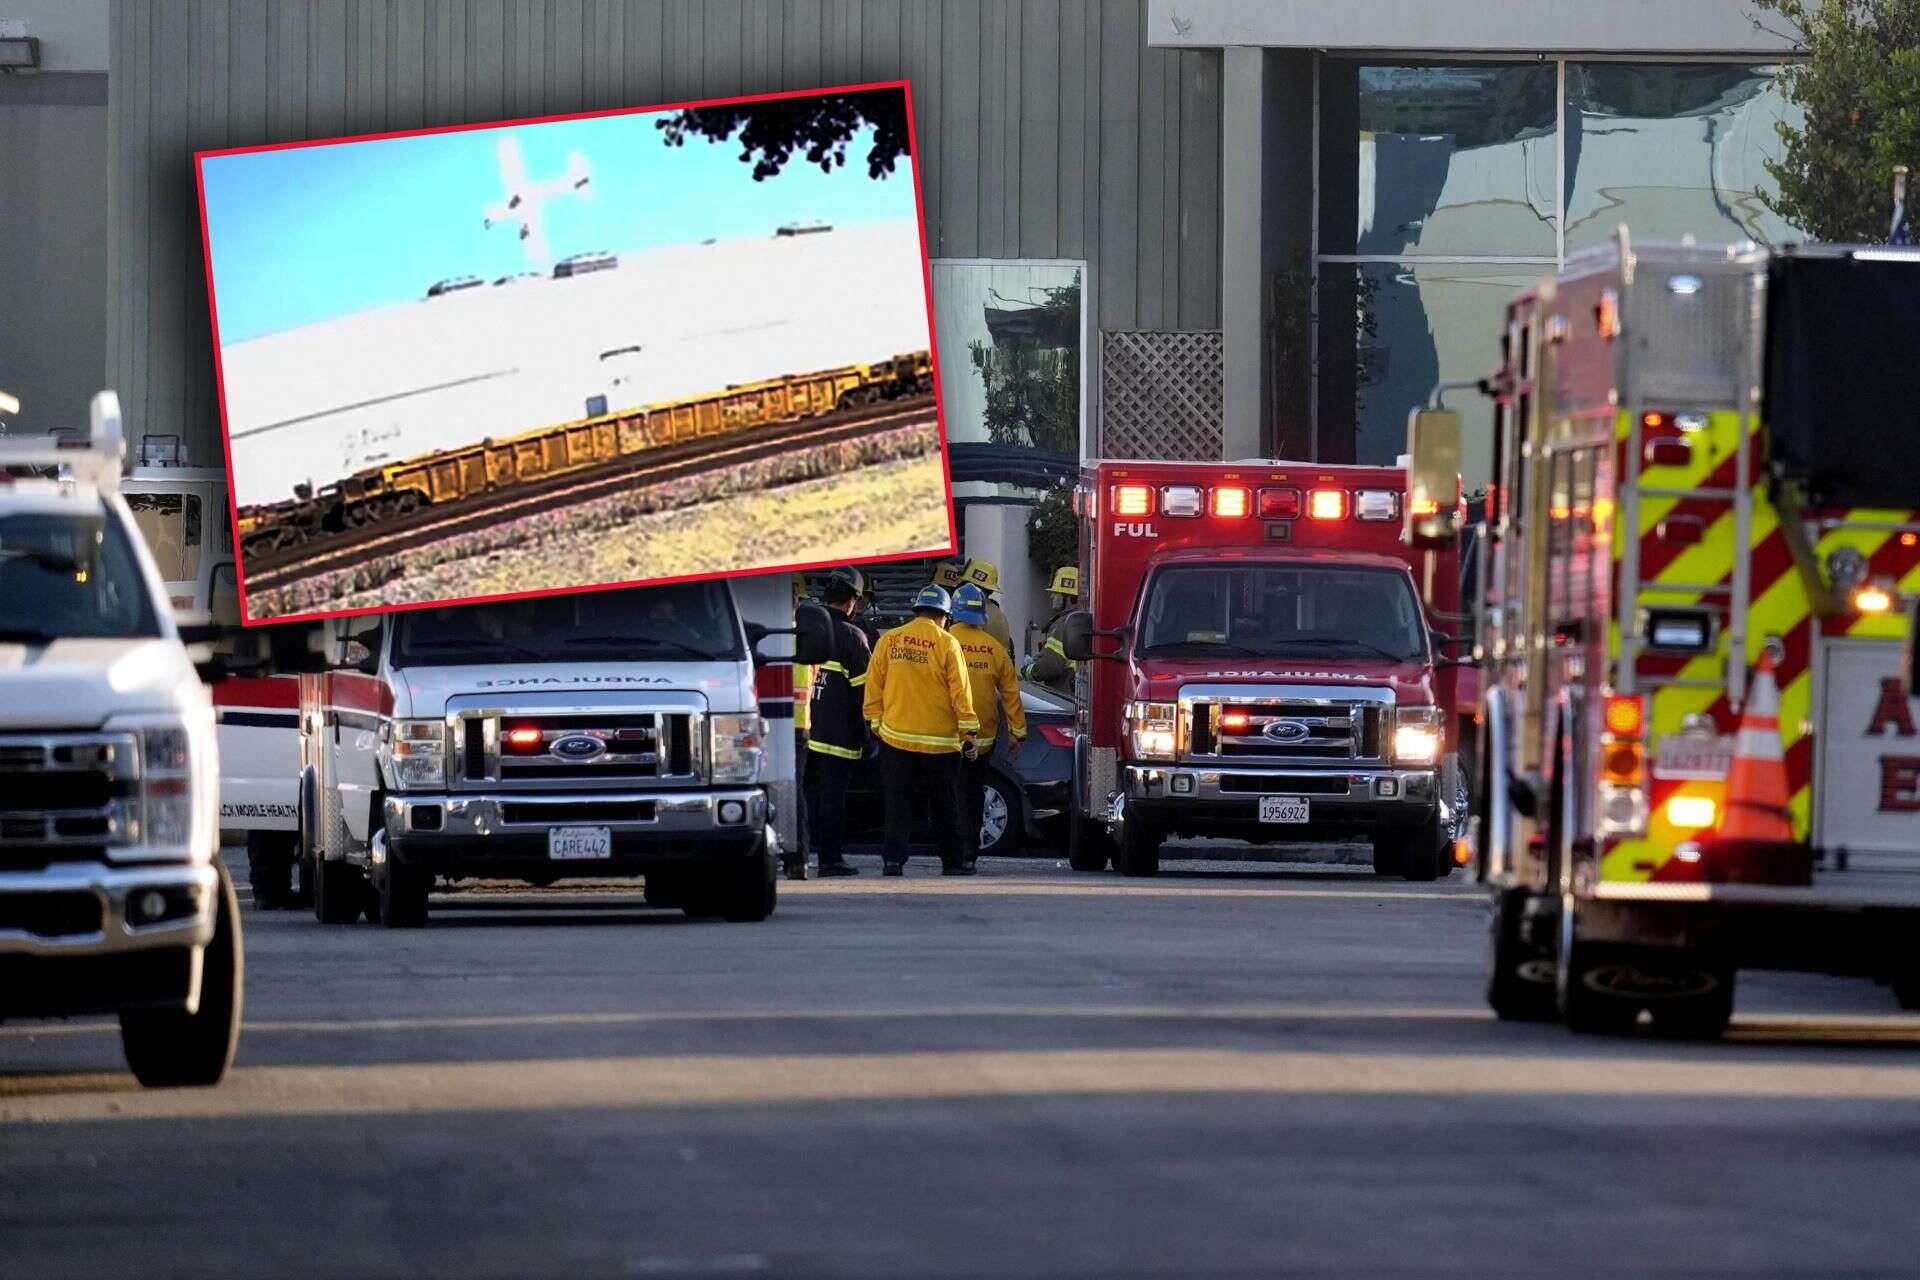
[
  {"x1": 1121, "y1": 764, "x2": 1437, "y2": 836},
  {"x1": 384, "y1": 789, "x2": 769, "y2": 875}
]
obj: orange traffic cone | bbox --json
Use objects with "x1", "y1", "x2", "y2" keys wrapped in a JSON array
[{"x1": 1719, "y1": 648, "x2": 1794, "y2": 841}]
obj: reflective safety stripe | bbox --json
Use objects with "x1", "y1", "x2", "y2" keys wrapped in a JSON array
[
  {"x1": 807, "y1": 739, "x2": 863, "y2": 759},
  {"x1": 849, "y1": 673, "x2": 867, "y2": 687},
  {"x1": 878, "y1": 723, "x2": 962, "y2": 750}
]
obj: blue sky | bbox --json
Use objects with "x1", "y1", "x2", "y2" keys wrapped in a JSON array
[{"x1": 200, "y1": 114, "x2": 918, "y2": 344}]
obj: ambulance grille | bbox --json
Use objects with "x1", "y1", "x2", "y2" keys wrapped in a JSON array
[{"x1": 1183, "y1": 696, "x2": 1387, "y2": 764}]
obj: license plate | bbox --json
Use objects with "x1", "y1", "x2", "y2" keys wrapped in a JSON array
[
  {"x1": 548, "y1": 826, "x2": 612, "y2": 860},
  {"x1": 1652, "y1": 735, "x2": 1733, "y2": 781},
  {"x1": 1258, "y1": 796, "x2": 1310, "y2": 823}
]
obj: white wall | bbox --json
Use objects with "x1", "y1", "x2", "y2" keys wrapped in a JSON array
[{"x1": 0, "y1": 0, "x2": 108, "y2": 71}]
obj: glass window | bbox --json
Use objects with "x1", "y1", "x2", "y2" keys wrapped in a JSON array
[
  {"x1": 929, "y1": 262, "x2": 1084, "y2": 459},
  {"x1": 210, "y1": 563, "x2": 241, "y2": 628},
  {"x1": 1565, "y1": 63, "x2": 1801, "y2": 251},
  {"x1": 0, "y1": 513, "x2": 163, "y2": 641},
  {"x1": 392, "y1": 580, "x2": 743, "y2": 666},
  {"x1": 1320, "y1": 62, "x2": 1559, "y2": 258},
  {"x1": 125, "y1": 492, "x2": 203, "y2": 583},
  {"x1": 1139, "y1": 563, "x2": 1428, "y2": 663},
  {"x1": 1317, "y1": 262, "x2": 1540, "y2": 483}
]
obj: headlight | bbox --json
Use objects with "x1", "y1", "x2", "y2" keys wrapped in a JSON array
[
  {"x1": 1393, "y1": 706, "x2": 1442, "y2": 766},
  {"x1": 140, "y1": 726, "x2": 194, "y2": 848},
  {"x1": 710, "y1": 713, "x2": 767, "y2": 784},
  {"x1": 381, "y1": 718, "x2": 446, "y2": 790},
  {"x1": 1127, "y1": 700, "x2": 1178, "y2": 761}
]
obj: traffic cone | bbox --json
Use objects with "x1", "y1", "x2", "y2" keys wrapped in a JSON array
[{"x1": 1719, "y1": 648, "x2": 1794, "y2": 841}]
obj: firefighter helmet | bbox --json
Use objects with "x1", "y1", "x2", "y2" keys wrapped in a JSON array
[
  {"x1": 931, "y1": 561, "x2": 964, "y2": 590},
  {"x1": 962, "y1": 558, "x2": 1001, "y2": 593},
  {"x1": 912, "y1": 584, "x2": 953, "y2": 615},
  {"x1": 951, "y1": 582, "x2": 989, "y2": 626},
  {"x1": 828, "y1": 565, "x2": 867, "y2": 597},
  {"x1": 1048, "y1": 566, "x2": 1081, "y2": 597}
]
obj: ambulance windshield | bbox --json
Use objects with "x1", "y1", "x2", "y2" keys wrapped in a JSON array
[
  {"x1": 0, "y1": 512, "x2": 163, "y2": 643},
  {"x1": 392, "y1": 580, "x2": 745, "y2": 666},
  {"x1": 1137, "y1": 563, "x2": 1427, "y2": 663}
]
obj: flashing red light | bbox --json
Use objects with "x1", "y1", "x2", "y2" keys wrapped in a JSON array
[
  {"x1": 1603, "y1": 695, "x2": 1645, "y2": 739},
  {"x1": 1641, "y1": 411, "x2": 1670, "y2": 431},
  {"x1": 1211, "y1": 486, "x2": 1250, "y2": 519},
  {"x1": 1112, "y1": 484, "x2": 1153, "y2": 517},
  {"x1": 504, "y1": 726, "x2": 543, "y2": 752},
  {"x1": 1307, "y1": 488, "x2": 1347, "y2": 521},
  {"x1": 1410, "y1": 497, "x2": 1441, "y2": 517},
  {"x1": 1258, "y1": 487, "x2": 1300, "y2": 519},
  {"x1": 1220, "y1": 710, "x2": 1251, "y2": 732}
]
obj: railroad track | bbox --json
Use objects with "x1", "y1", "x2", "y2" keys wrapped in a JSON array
[{"x1": 243, "y1": 395, "x2": 938, "y2": 591}]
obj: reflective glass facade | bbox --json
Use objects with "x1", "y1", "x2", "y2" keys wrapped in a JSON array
[{"x1": 1314, "y1": 59, "x2": 1802, "y2": 482}]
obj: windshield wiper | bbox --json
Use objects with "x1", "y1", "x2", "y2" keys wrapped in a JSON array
[
  {"x1": 0, "y1": 627, "x2": 60, "y2": 644},
  {"x1": 1285, "y1": 637, "x2": 1416, "y2": 662},
  {"x1": 561, "y1": 634, "x2": 725, "y2": 661},
  {"x1": 1142, "y1": 640, "x2": 1266, "y2": 657},
  {"x1": 0, "y1": 546, "x2": 87, "y2": 576},
  {"x1": 403, "y1": 637, "x2": 550, "y2": 663}
]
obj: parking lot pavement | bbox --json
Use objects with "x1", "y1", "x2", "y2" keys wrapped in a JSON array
[{"x1": 5, "y1": 854, "x2": 1920, "y2": 1279}]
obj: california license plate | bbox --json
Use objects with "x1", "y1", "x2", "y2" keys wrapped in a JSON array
[
  {"x1": 1652, "y1": 734, "x2": 1733, "y2": 781},
  {"x1": 548, "y1": 826, "x2": 612, "y2": 860},
  {"x1": 1258, "y1": 796, "x2": 1310, "y2": 823}
]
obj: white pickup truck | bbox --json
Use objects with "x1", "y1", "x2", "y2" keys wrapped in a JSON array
[
  {"x1": 0, "y1": 394, "x2": 241, "y2": 1086},
  {"x1": 288, "y1": 582, "x2": 830, "y2": 926}
]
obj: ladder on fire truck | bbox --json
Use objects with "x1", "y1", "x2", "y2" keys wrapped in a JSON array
[{"x1": 1609, "y1": 233, "x2": 1765, "y2": 713}]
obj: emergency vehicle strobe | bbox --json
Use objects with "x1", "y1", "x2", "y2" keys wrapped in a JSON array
[
  {"x1": 1061, "y1": 459, "x2": 1469, "y2": 879},
  {"x1": 1409, "y1": 236, "x2": 1920, "y2": 1036}
]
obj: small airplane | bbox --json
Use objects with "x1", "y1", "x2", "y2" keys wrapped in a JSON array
[{"x1": 482, "y1": 135, "x2": 591, "y2": 265}]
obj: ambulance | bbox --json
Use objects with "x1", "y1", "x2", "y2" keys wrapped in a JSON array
[{"x1": 1061, "y1": 460, "x2": 1467, "y2": 878}]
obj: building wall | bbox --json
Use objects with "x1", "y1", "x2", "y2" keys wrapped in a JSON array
[
  {"x1": 0, "y1": 0, "x2": 108, "y2": 439},
  {"x1": 108, "y1": 0, "x2": 1223, "y2": 466}
]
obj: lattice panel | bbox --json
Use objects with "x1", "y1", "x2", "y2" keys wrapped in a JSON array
[{"x1": 1099, "y1": 329, "x2": 1223, "y2": 461}]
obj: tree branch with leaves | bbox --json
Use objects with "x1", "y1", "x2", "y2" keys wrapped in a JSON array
[{"x1": 655, "y1": 86, "x2": 911, "y2": 181}]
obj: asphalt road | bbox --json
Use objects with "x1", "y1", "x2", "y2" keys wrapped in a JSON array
[{"x1": 5, "y1": 852, "x2": 1920, "y2": 1279}]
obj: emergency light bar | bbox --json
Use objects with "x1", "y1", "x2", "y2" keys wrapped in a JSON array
[
  {"x1": 1112, "y1": 484, "x2": 1153, "y2": 517},
  {"x1": 1211, "y1": 486, "x2": 1250, "y2": 519},
  {"x1": 1307, "y1": 489, "x2": 1347, "y2": 520},
  {"x1": 1160, "y1": 486, "x2": 1203, "y2": 517},
  {"x1": 0, "y1": 390, "x2": 126, "y2": 492},
  {"x1": 1109, "y1": 478, "x2": 1406, "y2": 524},
  {"x1": 1258, "y1": 488, "x2": 1300, "y2": 519}
]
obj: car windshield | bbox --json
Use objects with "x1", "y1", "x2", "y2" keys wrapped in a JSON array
[
  {"x1": 392, "y1": 581, "x2": 744, "y2": 666},
  {"x1": 0, "y1": 512, "x2": 162, "y2": 643},
  {"x1": 1137, "y1": 563, "x2": 1427, "y2": 663}
]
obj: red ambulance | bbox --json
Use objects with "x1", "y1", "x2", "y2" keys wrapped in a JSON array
[{"x1": 1061, "y1": 460, "x2": 1467, "y2": 879}]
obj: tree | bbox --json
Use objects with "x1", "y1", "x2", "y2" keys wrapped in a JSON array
[
  {"x1": 656, "y1": 86, "x2": 911, "y2": 181},
  {"x1": 970, "y1": 283, "x2": 1081, "y2": 455},
  {"x1": 1755, "y1": 0, "x2": 1920, "y2": 241}
]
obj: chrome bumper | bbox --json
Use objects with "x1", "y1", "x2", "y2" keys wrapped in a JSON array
[
  {"x1": 0, "y1": 861, "x2": 217, "y2": 957},
  {"x1": 1123, "y1": 764, "x2": 1437, "y2": 809},
  {"x1": 384, "y1": 788, "x2": 768, "y2": 839}
]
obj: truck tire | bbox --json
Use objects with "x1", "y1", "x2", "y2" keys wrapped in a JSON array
[
  {"x1": 1067, "y1": 806, "x2": 1112, "y2": 872},
  {"x1": 1647, "y1": 963, "x2": 1736, "y2": 1040},
  {"x1": 1486, "y1": 888, "x2": 1558, "y2": 1022},
  {"x1": 1371, "y1": 838, "x2": 1405, "y2": 878},
  {"x1": 246, "y1": 831, "x2": 296, "y2": 910},
  {"x1": 1892, "y1": 971, "x2": 1920, "y2": 1011},
  {"x1": 1380, "y1": 815, "x2": 1444, "y2": 882},
  {"x1": 688, "y1": 851, "x2": 777, "y2": 923},
  {"x1": 376, "y1": 859, "x2": 430, "y2": 929},
  {"x1": 314, "y1": 856, "x2": 367, "y2": 925},
  {"x1": 1557, "y1": 937, "x2": 1641, "y2": 1036},
  {"x1": 1115, "y1": 820, "x2": 1161, "y2": 878},
  {"x1": 120, "y1": 861, "x2": 243, "y2": 1088}
]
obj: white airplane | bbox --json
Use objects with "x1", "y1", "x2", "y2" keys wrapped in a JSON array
[{"x1": 482, "y1": 135, "x2": 591, "y2": 265}]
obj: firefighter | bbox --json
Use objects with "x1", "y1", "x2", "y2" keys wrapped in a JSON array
[
  {"x1": 951, "y1": 582, "x2": 1026, "y2": 869},
  {"x1": 960, "y1": 558, "x2": 1016, "y2": 656},
  {"x1": 930, "y1": 559, "x2": 965, "y2": 594},
  {"x1": 789, "y1": 573, "x2": 814, "y2": 870},
  {"x1": 804, "y1": 566, "x2": 872, "y2": 877},
  {"x1": 862, "y1": 583, "x2": 979, "y2": 875},
  {"x1": 1025, "y1": 566, "x2": 1081, "y2": 695}
]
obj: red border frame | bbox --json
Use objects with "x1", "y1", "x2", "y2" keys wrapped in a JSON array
[{"x1": 194, "y1": 79, "x2": 956, "y2": 628}]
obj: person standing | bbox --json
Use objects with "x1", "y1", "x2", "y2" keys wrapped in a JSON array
[
  {"x1": 950, "y1": 583, "x2": 1027, "y2": 869},
  {"x1": 1025, "y1": 566, "x2": 1081, "y2": 696},
  {"x1": 961, "y1": 558, "x2": 1016, "y2": 656},
  {"x1": 862, "y1": 584, "x2": 978, "y2": 876},
  {"x1": 805, "y1": 566, "x2": 872, "y2": 878},
  {"x1": 789, "y1": 573, "x2": 814, "y2": 871}
]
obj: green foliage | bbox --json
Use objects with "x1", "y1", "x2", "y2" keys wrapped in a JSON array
[
  {"x1": 1025, "y1": 485, "x2": 1078, "y2": 582},
  {"x1": 970, "y1": 284, "x2": 1082, "y2": 455},
  {"x1": 1757, "y1": 0, "x2": 1920, "y2": 241},
  {"x1": 657, "y1": 86, "x2": 910, "y2": 181}
]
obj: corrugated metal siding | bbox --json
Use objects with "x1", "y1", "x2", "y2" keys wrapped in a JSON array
[{"x1": 109, "y1": 0, "x2": 1221, "y2": 463}]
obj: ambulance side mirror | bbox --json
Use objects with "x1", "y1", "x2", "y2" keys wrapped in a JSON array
[
  {"x1": 262, "y1": 622, "x2": 332, "y2": 675},
  {"x1": 1405, "y1": 408, "x2": 1462, "y2": 549},
  {"x1": 1061, "y1": 610, "x2": 1117, "y2": 663}
]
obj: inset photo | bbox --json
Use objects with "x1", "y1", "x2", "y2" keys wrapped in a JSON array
[{"x1": 197, "y1": 82, "x2": 951, "y2": 623}]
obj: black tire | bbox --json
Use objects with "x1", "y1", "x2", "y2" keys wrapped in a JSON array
[
  {"x1": 1378, "y1": 814, "x2": 1444, "y2": 882},
  {"x1": 1647, "y1": 964, "x2": 1736, "y2": 1041},
  {"x1": 1115, "y1": 820, "x2": 1161, "y2": 878},
  {"x1": 313, "y1": 855, "x2": 367, "y2": 924},
  {"x1": 1893, "y1": 971, "x2": 1920, "y2": 1011},
  {"x1": 1371, "y1": 837, "x2": 1405, "y2": 877},
  {"x1": 977, "y1": 774, "x2": 1021, "y2": 857},
  {"x1": 1487, "y1": 888, "x2": 1559, "y2": 1022},
  {"x1": 246, "y1": 831, "x2": 296, "y2": 910},
  {"x1": 644, "y1": 871, "x2": 689, "y2": 910},
  {"x1": 688, "y1": 852, "x2": 777, "y2": 923},
  {"x1": 1557, "y1": 937, "x2": 1642, "y2": 1036},
  {"x1": 376, "y1": 856, "x2": 430, "y2": 929},
  {"x1": 120, "y1": 862, "x2": 244, "y2": 1088},
  {"x1": 1067, "y1": 805, "x2": 1112, "y2": 873}
]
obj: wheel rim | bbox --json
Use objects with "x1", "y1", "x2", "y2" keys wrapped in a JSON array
[{"x1": 979, "y1": 784, "x2": 1009, "y2": 848}]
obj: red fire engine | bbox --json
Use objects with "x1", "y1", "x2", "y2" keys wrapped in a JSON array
[{"x1": 1061, "y1": 460, "x2": 1467, "y2": 879}]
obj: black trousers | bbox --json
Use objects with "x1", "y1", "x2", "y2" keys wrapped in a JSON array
[
  {"x1": 958, "y1": 756, "x2": 993, "y2": 861},
  {"x1": 804, "y1": 748, "x2": 857, "y2": 865},
  {"x1": 880, "y1": 743, "x2": 964, "y2": 868}
]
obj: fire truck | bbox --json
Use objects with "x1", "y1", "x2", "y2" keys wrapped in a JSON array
[
  {"x1": 1408, "y1": 237, "x2": 1920, "y2": 1036},
  {"x1": 1060, "y1": 460, "x2": 1468, "y2": 879}
]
